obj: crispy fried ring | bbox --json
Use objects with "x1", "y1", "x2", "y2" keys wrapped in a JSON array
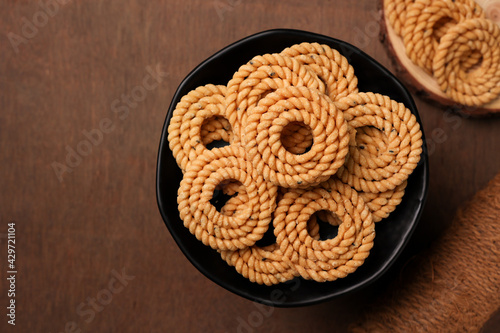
[
  {"x1": 403, "y1": 0, "x2": 485, "y2": 73},
  {"x1": 244, "y1": 86, "x2": 349, "y2": 188},
  {"x1": 334, "y1": 92, "x2": 423, "y2": 193},
  {"x1": 280, "y1": 42, "x2": 359, "y2": 101},
  {"x1": 274, "y1": 179, "x2": 375, "y2": 282},
  {"x1": 168, "y1": 84, "x2": 229, "y2": 171},
  {"x1": 226, "y1": 53, "x2": 325, "y2": 140},
  {"x1": 433, "y1": 18, "x2": 500, "y2": 106},
  {"x1": 178, "y1": 145, "x2": 278, "y2": 251}
]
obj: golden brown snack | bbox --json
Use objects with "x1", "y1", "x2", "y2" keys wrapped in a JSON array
[
  {"x1": 274, "y1": 179, "x2": 375, "y2": 282},
  {"x1": 178, "y1": 145, "x2": 278, "y2": 251},
  {"x1": 244, "y1": 86, "x2": 350, "y2": 188},
  {"x1": 403, "y1": 0, "x2": 485, "y2": 73},
  {"x1": 168, "y1": 84, "x2": 228, "y2": 171},
  {"x1": 360, "y1": 180, "x2": 408, "y2": 222},
  {"x1": 225, "y1": 53, "x2": 324, "y2": 140},
  {"x1": 280, "y1": 42, "x2": 358, "y2": 101},
  {"x1": 433, "y1": 18, "x2": 500, "y2": 106},
  {"x1": 169, "y1": 40, "x2": 424, "y2": 285},
  {"x1": 334, "y1": 92, "x2": 423, "y2": 193},
  {"x1": 384, "y1": 0, "x2": 416, "y2": 37}
]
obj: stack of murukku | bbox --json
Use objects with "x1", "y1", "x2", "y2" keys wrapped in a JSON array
[
  {"x1": 168, "y1": 42, "x2": 423, "y2": 285},
  {"x1": 384, "y1": 0, "x2": 500, "y2": 106}
]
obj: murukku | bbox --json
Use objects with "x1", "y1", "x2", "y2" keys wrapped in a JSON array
[
  {"x1": 178, "y1": 145, "x2": 278, "y2": 251},
  {"x1": 170, "y1": 40, "x2": 424, "y2": 285},
  {"x1": 220, "y1": 195, "x2": 320, "y2": 285},
  {"x1": 225, "y1": 53, "x2": 325, "y2": 140},
  {"x1": 168, "y1": 84, "x2": 229, "y2": 171},
  {"x1": 280, "y1": 42, "x2": 359, "y2": 101},
  {"x1": 384, "y1": 0, "x2": 416, "y2": 37},
  {"x1": 220, "y1": 244, "x2": 299, "y2": 286},
  {"x1": 200, "y1": 115, "x2": 233, "y2": 146},
  {"x1": 360, "y1": 181, "x2": 408, "y2": 222},
  {"x1": 334, "y1": 92, "x2": 423, "y2": 193},
  {"x1": 244, "y1": 86, "x2": 350, "y2": 188},
  {"x1": 433, "y1": 18, "x2": 500, "y2": 106},
  {"x1": 315, "y1": 209, "x2": 343, "y2": 226},
  {"x1": 273, "y1": 179, "x2": 375, "y2": 282},
  {"x1": 280, "y1": 121, "x2": 314, "y2": 155},
  {"x1": 403, "y1": 0, "x2": 485, "y2": 73}
]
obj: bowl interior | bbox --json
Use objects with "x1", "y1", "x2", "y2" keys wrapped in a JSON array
[{"x1": 156, "y1": 29, "x2": 428, "y2": 307}]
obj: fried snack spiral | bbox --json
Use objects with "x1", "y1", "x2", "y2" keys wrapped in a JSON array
[
  {"x1": 225, "y1": 53, "x2": 325, "y2": 140},
  {"x1": 170, "y1": 40, "x2": 424, "y2": 285},
  {"x1": 220, "y1": 244, "x2": 299, "y2": 286},
  {"x1": 433, "y1": 18, "x2": 500, "y2": 106},
  {"x1": 168, "y1": 84, "x2": 229, "y2": 171},
  {"x1": 334, "y1": 92, "x2": 423, "y2": 193},
  {"x1": 178, "y1": 145, "x2": 278, "y2": 251},
  {"x1": 360, "y1": 181, "x2": 408, "y2": 222},
  {"x1": 384, "y1": 0, "x2": 416, "y2": 37},
  {"x1": 274, "y1": 179, "x2": 375, "y2": 282},
  {"x1": 280, "y1": 42, "x2": 359, "y2": 101},
  {"x1": 280, "y1": 121, "x2": 314, "y2": 155},
  {"x1": 403, "y1": 0, "x2": 485, "y2": 73},
  {"x1": 244, "y1": 86, "x2": 350, "y2": 188},
  {"x1": 200, "y1": 115, "x2": 233, "y2": 146}
]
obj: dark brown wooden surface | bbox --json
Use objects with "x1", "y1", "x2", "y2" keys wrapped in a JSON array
[{"x1": 1, "y1": 1, "x2": 499, "y2": 332}]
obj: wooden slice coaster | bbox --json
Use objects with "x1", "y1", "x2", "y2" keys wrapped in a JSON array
[{"x1": 380, "y1": 0, "x2": 500, "y2": 116}]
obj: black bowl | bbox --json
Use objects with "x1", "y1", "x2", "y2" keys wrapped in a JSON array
[{"x1": 156, "y1": 29, "x2": 429, "y2": 307}]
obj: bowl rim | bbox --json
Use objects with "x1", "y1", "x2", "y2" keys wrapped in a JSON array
[{"x1": 156, "y1": 28, "x2": 429, "y2": 307}]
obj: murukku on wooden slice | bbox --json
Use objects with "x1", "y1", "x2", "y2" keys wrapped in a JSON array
[
  {"x1": 178, "y1": 145, "x2": 278, "y2": 251},
  {"x1": 225, "y1": 53, "x2": 325, "y2": 141},
  {"x1": 433, "y1": 18, "x2": 500, "y2": 106},
  {"x1": 334, "y1": 92, "x2": 423, "y2": 193},
  {"x1": 360, "y1": 180, "x2": 408, "y2": 222},
  {"x1": 244, "y1": 86, "x2": 350, "y2": 188},
  {"x1": 274, "y1": 179, "x2": 375, "y2": 283},
  {"x1": 403, "y1": 0, "x2": 485, "y2": 73},
  {"x1": 280, "y1": 42, "x2": 359, "y2": 101},
  {"x1": 384, "y1": 0, "x2": 416, "y2": 37},
  {"x1": 168, "y1": 84, "x2": 229, "y2": 171}
]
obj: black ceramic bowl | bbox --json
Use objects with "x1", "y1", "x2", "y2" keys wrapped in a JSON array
[{"x1": 156, "y1": 29, "x2": 428, "y2": 307}]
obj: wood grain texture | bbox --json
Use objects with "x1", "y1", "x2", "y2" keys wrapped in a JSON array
[{"x1": 0, "y1": 0, "x2": 499, "y2": 332}]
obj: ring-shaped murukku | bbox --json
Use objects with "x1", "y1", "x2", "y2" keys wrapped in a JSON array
[
  {"x1": 334, "y1": 92, "x2": 423, "y2": 193},
  {"x1": 273, "y1": 180, "x2": 375, "y2": 282},
  {"x1": 178, "y1": 145, "x2": 278, "y2": 251},
  {"x1": 244, "y1": 86, "x2": 350, "y2": 188},
  {"x1": 433, "y1": 18, "x2": 500, "y2": 106},
  {"x1": 280, "y1": 42, "x2": 359, "y2": 101},
  {"x1": 225, "y1": 53, "x2": 325, "y2": 140},
  {"x1": 403, "y1": 0, "x2": 485, "y2": 73},
  {"x1": 168, "y1": 84, "x2": 229, "y2": 171}
]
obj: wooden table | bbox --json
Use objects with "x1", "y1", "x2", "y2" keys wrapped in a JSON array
[{"x1": 1, "y1": 1, "x2": 499, "y2": 331}]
